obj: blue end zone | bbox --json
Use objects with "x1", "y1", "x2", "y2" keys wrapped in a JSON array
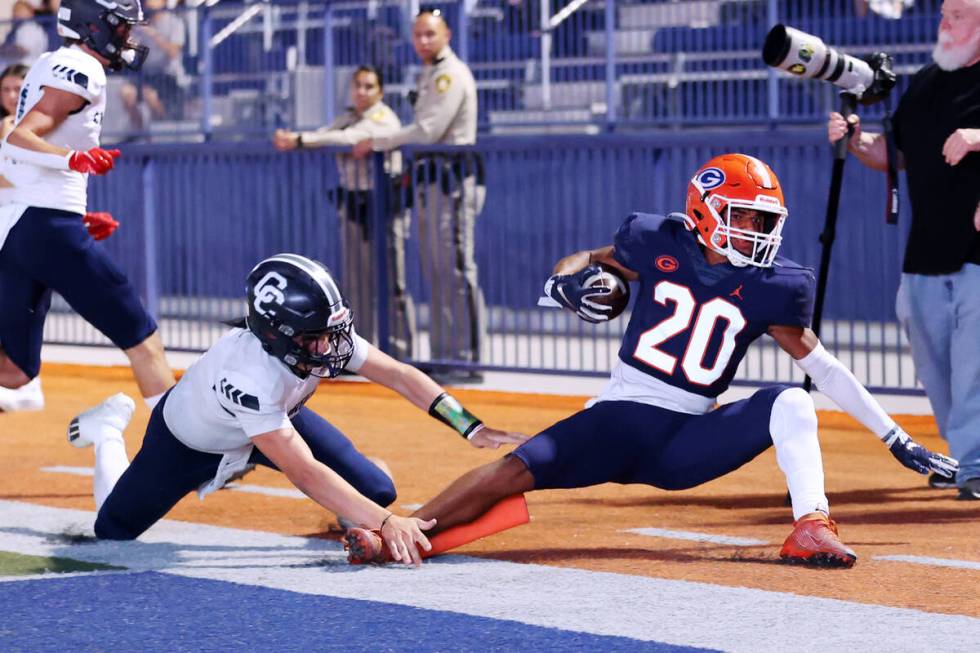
[{"x1": 0, "y1": 571, "x2": 716, "y2": 652}]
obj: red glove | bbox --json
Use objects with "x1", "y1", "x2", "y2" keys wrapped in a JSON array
[
  {"x1": 83, "y1": 211, "x2": 119, "y2": 241},
  {"x1": 68, "y1": 147, "x2": 121, "y2": 175}
]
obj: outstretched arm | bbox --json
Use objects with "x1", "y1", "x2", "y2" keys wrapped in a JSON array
[
  {"x1": 769, "y1": 325, "x2": 958, "y2": 478},
  {"x1": 253, "y1": 425, "x2": 435, "y2": 565},
  {"x1": 4, "y1": 87, "x2": 119, "y2": 174},
  {"x1": 355, "y1": 345, "x2": 527, "y2": 449}
]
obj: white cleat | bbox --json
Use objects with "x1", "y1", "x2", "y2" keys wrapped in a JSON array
[
  {"x1": 0, "y1": 377, "x2": 45, "y2": 413},
  {"x1": 67, "y1": 393, "x2": 135, "y2": 448}
]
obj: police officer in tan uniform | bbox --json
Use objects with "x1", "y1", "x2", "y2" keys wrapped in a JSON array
[
  {"x1": 276, "y1": 66, "x2": 415, "y2": 360},
  {"x1": 354, "y1": 10, "x2": 485, "y2": 382}
]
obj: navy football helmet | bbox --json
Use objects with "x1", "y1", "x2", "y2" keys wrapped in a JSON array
[
  {"x1": 58, "y1": 0, "x2": 149, "y2": 71},
  {"x1": 246, "y1": 254, "x2": 355, "y2": 379}
]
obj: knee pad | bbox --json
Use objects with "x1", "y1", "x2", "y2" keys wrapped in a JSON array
[{"x1": 770, "y1": 387, "x2": 817, "y2": 443}]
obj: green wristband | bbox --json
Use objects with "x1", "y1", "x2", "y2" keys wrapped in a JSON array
[{"x1": 428, "y1": 392, "x2": 483, "y2": 439}]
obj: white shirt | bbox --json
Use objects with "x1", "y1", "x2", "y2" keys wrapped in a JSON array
[
  {"x1": 0, "y1": 46, "x2": 106, "y2": 215},
  {"x1": 163, "y1": 328, "x2": 370, "y2": 455},
  {"x1": 588, "y1": 361, "x2": 716, "y2": 415}
]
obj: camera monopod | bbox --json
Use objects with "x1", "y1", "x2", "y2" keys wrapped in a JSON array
[{"x1": 763, "y1": 25, "x2": 896, "y2": 392}]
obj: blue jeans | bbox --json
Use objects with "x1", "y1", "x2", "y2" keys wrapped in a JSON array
[{"x1": 896, "y1": 264, "x2": 980, "y2": 486}]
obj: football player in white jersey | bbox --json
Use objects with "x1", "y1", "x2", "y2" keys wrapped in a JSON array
[
  {"x1": 0, "y1": 62, "x2": 45, "y2": 412},
  {"x1": 68, "y1": 254, "x2": 526, "y2": 565},
  {"x1": 0, "y1": 0, "x2": 176, "y2": 412}
]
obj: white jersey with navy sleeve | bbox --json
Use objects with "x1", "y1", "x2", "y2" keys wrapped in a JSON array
[
  {"x1": 163, "y1": 327, "x2": 371, "y2": 456},
  {"x1": 0, "y1": 46, "x2": 106, "y2": 215}
]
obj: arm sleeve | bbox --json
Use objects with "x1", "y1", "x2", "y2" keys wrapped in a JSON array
[
  {"x1": 793, "y1": 342, "x2": 895, "y2": 438},
  {"x1": 373, "y1": 73, "x2": 465, "y2": 149},
  {"x1": 301, "y1": 113, "x2": 400, "y2": 148},
  {"x1": 214, "y1": 370, "x2": 292, "y2": 438}
]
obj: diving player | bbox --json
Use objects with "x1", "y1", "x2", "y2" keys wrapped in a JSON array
[
  {"x1": 68, "y1": 254, "x2": 526, "y2": 565},
  {"x1": 346, "y1": 153, "x2": 958, "y2": 568},
  {"x1": 0, "y1": 0, "x2": 175, "y2": 410}
]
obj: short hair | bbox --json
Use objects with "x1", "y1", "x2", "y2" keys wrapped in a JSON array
[
  {"x1": 415, "y1": 6, "x2": 448, "y2": 27},
  {"x1": 353, "y1": 65, "x2": 384, "y2": 92}
]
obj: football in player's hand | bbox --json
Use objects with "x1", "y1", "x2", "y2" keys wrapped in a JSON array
[{"x1": 586, "y1": 263, "x2": 631, "y2": 320}]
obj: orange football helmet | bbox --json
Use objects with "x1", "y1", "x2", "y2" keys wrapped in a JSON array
[{"x1": 683, "y1": 153, "x2": 788, "y2": 268}]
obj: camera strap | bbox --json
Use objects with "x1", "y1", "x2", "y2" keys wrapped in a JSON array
[{"x1": 883, "y1": 112, "x2": 900, "y2": 225}]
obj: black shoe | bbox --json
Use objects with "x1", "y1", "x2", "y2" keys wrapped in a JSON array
[
  {"x1": 956, "y1": 477, "x2": 980, "y2": 501},
  {"x1": 928, "y1": 471, "x2": 957, "y2": 489}
]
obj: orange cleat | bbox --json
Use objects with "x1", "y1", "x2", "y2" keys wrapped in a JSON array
[
  {"x1": 344, "y1": 528, "x2": 390, "y2": 565},
  {"x1": 779, "y1": 513, "x2": 857, "y2": 568}
]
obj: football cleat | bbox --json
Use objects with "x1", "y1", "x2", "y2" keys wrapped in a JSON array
[
  {"x1": 68, "y1": 393, "x2": 135, "y2": 448},
  {"x1": 344, "y1": 527, "x2": 390, "y2": 565},
  {"x1": 779, "y1": 513, "x2": 857, "y2": 568}
]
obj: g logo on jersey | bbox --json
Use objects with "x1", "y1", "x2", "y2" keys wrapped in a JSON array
[
  {"x1": 252, "y1": 271, "x2": 288, "y2": 317},
  {"x1": 695, "y1": 167, "x2": 725, "y2": 191},
  {"x1": 655, "y1": 255, "x2": 679, "y2": 273}
]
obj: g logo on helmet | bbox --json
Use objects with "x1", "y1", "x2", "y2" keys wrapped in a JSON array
[
  {"x1": 253, "y1": 271, "x2": 288, "y2": 317},
  {"x1": 696, "y1": 167, "x2": 726, "y2": 191}
]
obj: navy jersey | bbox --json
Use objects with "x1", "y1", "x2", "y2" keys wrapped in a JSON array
[{"x1": 613, "y1": 213, "x2": 815, "y2": 398}]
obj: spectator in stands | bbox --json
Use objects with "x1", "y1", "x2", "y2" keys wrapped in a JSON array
[
  {"x1": 353, "y1": 9, "x2": 485, "y2": 385},
  {"x1": 0, "y1": 1, "x2": 48, "y2": 68},
  {"x1": 120, "y1": 0, "x2": 188, "y2": 133},
  {"x1": 828, "y1": 0, "x2": 980, "y2": 499},
  {"x1": 0, "y1": 62, "x2": 44, "y2": 412},
  {"x1": 272, "y1": 66, "x2": 416, "y2": 361},
  {"x1": 855, "y1": 0, "x2": 916, "y2": 19}
]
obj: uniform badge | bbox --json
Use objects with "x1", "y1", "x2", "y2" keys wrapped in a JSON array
[
  {"x1": 435, "y1": 74, "x2": 452, "y2": 93},
  {"x1": 655, "y1": 255, "x2": 679, "y2": 273},
  {"x1": 370, "y1": 109, "x2": 386, "y2": 123}
]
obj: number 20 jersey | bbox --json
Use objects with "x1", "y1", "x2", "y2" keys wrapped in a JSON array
[{"x1": 612, "y1": 212, "x2": 815, "y2": 399}]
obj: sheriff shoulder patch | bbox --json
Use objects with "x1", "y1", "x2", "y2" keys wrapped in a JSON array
[
  {"x1": 369, "y1": 109, "x2": 386, "y2": 123},
  {"x1": 435, "y1": 74, "x2": 452, "y2": 93}
]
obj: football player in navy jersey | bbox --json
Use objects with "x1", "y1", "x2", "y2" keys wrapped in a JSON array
[{"x1": 347, "y1": 153, "x2": 957, "y2": 568}]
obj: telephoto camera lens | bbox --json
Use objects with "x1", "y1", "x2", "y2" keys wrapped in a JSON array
[{"x1": 763, "y1": 24, "x2": 877, "y2": 96}]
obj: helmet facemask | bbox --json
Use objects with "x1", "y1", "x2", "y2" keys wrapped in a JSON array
[
  {"x1": 289, "y1": 313, "x2": 356, "y2": 379},
  {"x1": 102, "y1": 15, "x2": 149, "y2": 71},
  {"x1": 703, "y1": 194, "x2": 787, "y2": 268}
]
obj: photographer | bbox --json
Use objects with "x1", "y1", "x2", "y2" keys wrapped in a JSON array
[{"x1": 827, "y1": 0, "x2": 980, "y2": 499}]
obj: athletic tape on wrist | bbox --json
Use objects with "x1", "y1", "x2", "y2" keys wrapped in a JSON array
[
  {"x1": 2, "y1": 142, "x2": 72, "y2": 171},
  {"x1": 428, "y1": 392, "x2": 483, "y2": 439}
]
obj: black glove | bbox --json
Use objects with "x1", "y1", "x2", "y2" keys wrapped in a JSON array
[
  {"x1": 883, "y1": 426, "x2": 958, "y2": 477},
  {"x1": 543, "y1": 265, "x2": 613, "y2": 323}
]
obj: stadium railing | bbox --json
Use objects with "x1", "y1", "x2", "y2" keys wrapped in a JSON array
[{"x1": 37, "y1": 130, "x2": 922, "y2": 394}]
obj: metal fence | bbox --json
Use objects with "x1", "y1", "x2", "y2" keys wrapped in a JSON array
[
  {"x1": 42, "y1": 130, "x2": 920, "y2": 393},
  {"x1": 0, "y1": 0, "x2": 942, "y2": 141}
]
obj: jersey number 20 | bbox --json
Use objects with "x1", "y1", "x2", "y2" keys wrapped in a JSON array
[{"x1": 632, "y1": 280, "x2": 746, "y2": 386}]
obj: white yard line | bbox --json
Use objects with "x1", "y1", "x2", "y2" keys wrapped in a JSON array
[
  {"x1": 0, "y1": 500, "x2": 976, "y2": 653},
  {"x1": 624, "y1": 527, "x2": 769, "y2": 546},
  {"x1": 874, "y1": 555, "x2": 980, "y2": 571}
]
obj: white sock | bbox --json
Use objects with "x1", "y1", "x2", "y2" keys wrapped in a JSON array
[
  {"x1": 144, "y1": 392, "x2": 165, "y2": 410},
  {"x1": 769, "y1": 388, "x2": 830, "y2": 521},
  {"x1": 94, "y1": 434, "x2": 129, "y2": 511}
]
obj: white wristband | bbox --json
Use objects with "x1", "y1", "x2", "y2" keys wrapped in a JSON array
[
  {"x1": 465, "y1": 423, "x2": 486, "y2": 441},
  {"x1": 2, "y1": 141, "x2": 72, "y2": 171}
]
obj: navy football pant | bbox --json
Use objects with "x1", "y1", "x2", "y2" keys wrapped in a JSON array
[
  {"x1": 95, "y1": 397, "x2": 396, "y2": 540},
  {"x1": 512, "y1": 385, "x2": 790, "y2": 491},
  {"x1": 0, "y1": 207, "x2": 157, "y2": 378}
]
